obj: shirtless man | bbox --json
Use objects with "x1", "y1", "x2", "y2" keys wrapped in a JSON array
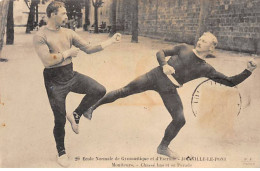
[
  {"x1": 84, "y1": 32, "x2": 257, "y2": 159},
  {"x1": 33, "y1": 1, "x2": 121, "y2": 167}
]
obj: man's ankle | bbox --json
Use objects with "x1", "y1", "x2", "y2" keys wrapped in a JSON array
[
  {"x1": 159, "y1": 140, "x2": 170, "y2": 148},
  {"x1": 58, "y1": 150, "x2": 66, "y2": 157}
]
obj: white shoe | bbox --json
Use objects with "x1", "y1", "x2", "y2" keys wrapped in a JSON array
[
  {"x1": 57, "y1": 154, "x2": 70, "y2": 167},
  {"x1": 67, "y1": 112, "x2": 79, "y2": 134}
]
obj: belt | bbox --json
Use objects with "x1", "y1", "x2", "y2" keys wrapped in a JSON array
[{"x1": 166, "y1": 75, "x2": 182, "y2": 88}]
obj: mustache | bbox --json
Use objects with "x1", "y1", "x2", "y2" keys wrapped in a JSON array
[{"x1": 63, "y1": 18, "x2": 68, "y2": 23}]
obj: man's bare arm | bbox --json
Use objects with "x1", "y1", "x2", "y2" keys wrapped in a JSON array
[
  {"x1": 33, "y1": 35, "x2": 79, "y2": 67},
  {"x1": 72, "y1": 32, "x2": 121, "y2": 54}
]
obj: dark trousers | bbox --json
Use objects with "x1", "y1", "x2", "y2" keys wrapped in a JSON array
[
  {"x1": 93, "y1": 66, "x2": 185, "y2": 147},
  {"x1": 43, "y1": 63, "x2": 106, "y2": 153}
]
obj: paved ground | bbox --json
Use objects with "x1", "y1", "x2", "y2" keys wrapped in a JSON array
[{"x1": 0, "y1": 27, "x2": 260, "y2": 168}]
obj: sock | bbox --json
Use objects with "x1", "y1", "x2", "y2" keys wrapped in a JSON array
[
  {"x1": 57, "y1": 146, "x2": 66, "y2": 157},
  {"x1": 58, "y1": 150, "x2": 66, "y2": 157}
]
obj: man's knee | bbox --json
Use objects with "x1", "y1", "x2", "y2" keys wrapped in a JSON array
[
  {"x1": 90, "y1": 84, "x2": 106, "y2": 97},
  {"x1": 95, "y1": 85, "x2": 106, "y2": 97},
  {"x1": 180, "y1": 118, "x2": 186, "y2": 127},
  {"x1": 172, "y1": 109, "x2": 186, "y2": 127},
  {"x1": 120, "y1": 86, "x2": 133, "y2": 97},
  {"x1": 175, "y1": 115, "x2": 186, "y2": 127}
]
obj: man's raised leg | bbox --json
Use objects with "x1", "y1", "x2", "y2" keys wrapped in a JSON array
[
  {"x1": 83, "y1": 73, "x2": 155, "y2": 119},
  {"x1": 67, "y1": 72, "x2": 106, "y2": 133}
]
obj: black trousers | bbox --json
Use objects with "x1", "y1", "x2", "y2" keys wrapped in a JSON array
[
  {"x1": 93, "y1": 66, "x2": 185, "y2": 146},
  {"x1": 43, "y1": 63, "x2": 106, "y2": 153}
]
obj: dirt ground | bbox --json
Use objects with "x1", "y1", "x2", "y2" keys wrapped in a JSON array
[{"x1": 0, "y1": 27, "x2": 259, "y2": 168}]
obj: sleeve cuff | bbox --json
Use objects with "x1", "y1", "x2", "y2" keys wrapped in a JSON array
[{"x1": 245, "y1": 69, "x2": 253, "y2": 74}]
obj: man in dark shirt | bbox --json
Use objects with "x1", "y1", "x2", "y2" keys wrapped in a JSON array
[{"x1": 83, "y1": 32, "x2": 257, "y2": 159}]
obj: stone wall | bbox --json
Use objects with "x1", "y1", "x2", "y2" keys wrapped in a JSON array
[
  {"x1": 208, "y1": 0, "x2": 260, "y2": 53},
  {"x1": 100, "y1": 0, "x2": 260, "y2": 54}
]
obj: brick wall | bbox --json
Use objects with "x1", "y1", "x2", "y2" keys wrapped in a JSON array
[
  {"x1": 137, "y1": 0, "x2": 201, "y2": 45},
  {"x1": 100, "y1": 0, "x2": 260, "y2": 54},
  {"x1": 208, "y1": 0, "x2": 260, "y2": 53}
]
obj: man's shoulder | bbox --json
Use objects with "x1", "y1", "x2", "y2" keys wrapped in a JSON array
[
  {"x1": 34, "y1": 26, "x2": 47, "y2": 38},
  {"x1": 176, "y1": 43, "x2": 193, "y2": 53},
  {"x1": 61, "y1": 27, "x2": 74, "y2": 34},
  {"x1": 172, "y1": 43, "x2": 191, "y2": 51},
  {"x1": 201, "y1": 61, "x2": 215, "y2": 73},
  {"x1": 60, "y1": 27, "x2": 78, "y2": 38},
  {"x1": 176, "y1": 43, "x2": 189, "y2": 47}
]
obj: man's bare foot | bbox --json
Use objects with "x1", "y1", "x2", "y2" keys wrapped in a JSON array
[
  {"x1": 157, "y1": 145, "x2": 179, "y2": 159},
  {"x1": 83, "y1": 107, "x2": 93, "y2": 120}
]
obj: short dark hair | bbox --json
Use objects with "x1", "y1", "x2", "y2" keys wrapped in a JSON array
[{"x1": 46, "y1": 1, "x2": 65, "y2": 18}]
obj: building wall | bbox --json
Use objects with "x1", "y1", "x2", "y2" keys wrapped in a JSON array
[
  {"x1": 89, "y1": 0, "x2": 260, "y2": 53},
  {"x1": 13, "y1": 0, "x2": 48, "y2": 26},
  {"x1": 99, "y1": 1, "x2": 112, "y2": 25},
  {"x1": 87, "y1": 0, "x2": 112, "y2": 27},
  {"x1": 12, "y1": 0, "x2": 260, "y2": 53},
  {"x1": 137, "y1": 0, "x2": 201, "y2": 45},
  {"x1": 208, "y1": 0, "x2": 260, "y2": 53}
]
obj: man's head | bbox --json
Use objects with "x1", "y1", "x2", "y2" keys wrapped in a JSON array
[
  {"x1": 46, "y1": 1, "x2": 68, "y2": 26},
  {"x1": 195, "y1": 32, "x2": 218, "y2": 54}
]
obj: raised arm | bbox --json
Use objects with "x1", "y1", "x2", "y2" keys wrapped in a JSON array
[
  {"x1": 156, "y1": 44, "x2": 184, "y2": 75},
  {"x1": 71, "y1": 31, "x2": 121, "y2": 54},
  {"x1": 156, "y1": 44, "x2": 184, "y2": 66},
  {"x1": 206, "y1": 60, "x2": 257, "y2": 87}
]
